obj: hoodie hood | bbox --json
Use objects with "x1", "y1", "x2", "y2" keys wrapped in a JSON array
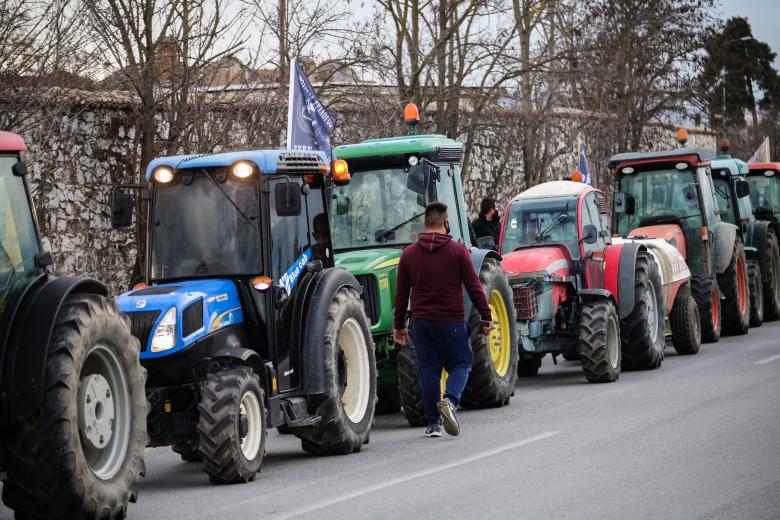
[{"x1": 417, "y1": 232, "x2": 452, "y2": 253}]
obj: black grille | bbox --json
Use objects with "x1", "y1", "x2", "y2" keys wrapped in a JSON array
[
  {"x1": 436, "y1": 145, "x2": 464, "y2": 162},
  {"x1": 131, "y1": 285, "x2": 182, "y2": 296},
  {"x1": 355, "y1": 274, "x2": 380, "y2": 325},
  {"x1": 182, "y1": 299, "x2": 204, "y2": 338},
  {"x1": 277, "y1": 152, "x2": 327, "y2": 174},
  {"x1": 126, "y1": 310, "x2": 161, "y2": 352}
]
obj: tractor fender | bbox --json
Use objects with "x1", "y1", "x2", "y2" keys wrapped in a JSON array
[
  {"x1": 604, "y1": 241, "x2": 646, "y2": 319},
  {"x1": 712, "y1": 221, "x2": 739, "y2": 274},
  {"x1": 300, "y1": 267, "x2": 362, "y2": 396},
  {"x1": 210, "y1": 345, "x2": 265, "y2": 375},
  {"x1": 747, "y1": 220, "x2": 770, "y2": 270},
  {"x1": 577, "y1": 288, "x2": 615, "y2": 304},
  {"x1": 2, "y1": 276, "x2": 107, "y2": 422},
  {"x1": 464, "y1": 247, "x2": 502, "y2": 317}
]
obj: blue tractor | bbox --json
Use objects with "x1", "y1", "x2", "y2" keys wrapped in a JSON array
[{"x1": 112, "y1": 150, "x2": 376, "y2": 484}]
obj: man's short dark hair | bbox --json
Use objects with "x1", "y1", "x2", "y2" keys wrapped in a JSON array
[
  {"x1": 424, "y1": 202, "x2": 448, "y2": 228},
  {"x1": 479, "y1": 197, "x2": 497, "y2": 218}
]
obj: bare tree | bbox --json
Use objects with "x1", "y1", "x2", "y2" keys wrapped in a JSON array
[{"x1": 0, "y1": 0, "x2": 98, "y2": 134}]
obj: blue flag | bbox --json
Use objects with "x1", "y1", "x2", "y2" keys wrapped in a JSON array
[
  {"x1": 286, "y1": 60, "x2": 337, "y2": 157},
  {"x1": 578, "y1": 142, "x2": 591, "y2": 185}
]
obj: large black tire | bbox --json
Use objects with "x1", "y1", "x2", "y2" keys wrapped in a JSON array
[
  {"x1": 460, "y1": 259, "x2": 519, "y2": 409},
  {"x1": 691, "y1": 275, "x2": 721, "y2": 343},
  {"x1": 748, "y1": 259, "x2": 764, "y2": 328},
  {"x1": 670, "y1": 293, "x2": 701, "y2": 355},
  {"x1": 397, "y1": 340, "x2": 427, "y2": 427},
  {"x1": 2, "y1": 295, "x2": 147, "y2": 520},
  {"x1": 579, "y1": 299, "x2": 621, "y2": 383},
  {"x1": 197, "y1": 368, "x2": 266, "y2": 484},
  {"x1": 762, "y1": 228, "x2": 780, "y2": 320},
  {"x1": 718, "y1": 237, "x2": 750, "y2": 336},
  {"x1": 375, "y1": 380, "x2": 401, "y2": 415},
  {"x1": 517, "y1": 355, "x2": 541, "y2": 377},
  {"x1": 294, "y1": 286, "x2": 376, "y2": 455},
  {"x1": 620, "y1": 251, "x2": 665, "y2": 370}
]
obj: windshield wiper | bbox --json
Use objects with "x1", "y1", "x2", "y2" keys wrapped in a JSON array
[
  {"x1": 375, "y1": 211, "x2": 426, "y2": 243},
  {"x1": 201, "y1": 169, "x2": 258, "y2": 231},
  {"x1": 534, "y1": 214, "x2": 568, "y2": 243}
]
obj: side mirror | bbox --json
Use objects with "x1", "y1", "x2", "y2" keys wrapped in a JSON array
[
  {"x1": 111, "y1": 191, "x2": 134, "y2": 228},
  {"x1": 275, "y1": 182, "x2": 301, "y2": 216},
  {"x1": 582, "y1": 224, "x2": 598, "y2": 244},
  {"x1": 625, "y1": 195, "x2": 636, "y2": 215},
  {"x1": 614, "y1": 192, "x2": 626, "y2": 214},
  {"x1": 736, "y1": 180, "x2": 750, "y2": 198},
  {"x1": 334, "y1": 194, "x2": 351, "y2": 216},
  {"x1": 476, "y1": 236, "x2": 497, "y2": 250},
  {"x1": 406, "y1": 163, "x2": 433, "y2": 195}
]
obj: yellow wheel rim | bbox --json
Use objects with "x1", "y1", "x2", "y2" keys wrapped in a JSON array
[{"x1": 488, "y1": 289, "x2": 511, "y2": 377}]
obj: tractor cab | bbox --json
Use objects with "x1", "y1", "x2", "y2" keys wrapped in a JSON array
[
  {"x1": 500, "y1": 181, "x2": 610, "y2": 289},
  {"x1": 112, "y1": 150, "x2": 376, "y2": 484},
  {"x1": 709, "y1": 144, "x2": 754, "y2": 238},
  {"x1": 747, "y1": 162, "x2": 780, "y2": 225}
]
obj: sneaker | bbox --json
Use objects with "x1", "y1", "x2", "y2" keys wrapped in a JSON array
[
  {"x1": 425, "y1": 423, "x2": 442, "y2": 438},
  {"x1": 437, "y1": 398, "x2": 460, "y2": 436}
]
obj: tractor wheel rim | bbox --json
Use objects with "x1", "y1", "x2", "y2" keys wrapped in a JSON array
[
  {"x1": 607, "y1": 313, "x2": 620, "y2": 369},
  {"x1": 711, "y1": 288, "x2": 720, "y2": 331},
  {"x1": 488, "y1": 289, "x2": 511, "y2": 377},
  {"x1": 737, "y1": 256, "x2": 748, "y2": 315},
  {"x1": 239, "y1": 390, "x2": 262, "y2": 460},
  {"x1": 338, "y1": 318, "x2": 370, "y2": 424},
  {"x1": 78, "y1": 344, "x2": 131, "y2": 480},
  {"x1": 645, "y1": 284, "x2": 659, "y2": 344}
]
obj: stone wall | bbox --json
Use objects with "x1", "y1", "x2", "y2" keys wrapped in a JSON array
[{"x1": 6, "y1": 93, "x2": 716, "y2": 295}]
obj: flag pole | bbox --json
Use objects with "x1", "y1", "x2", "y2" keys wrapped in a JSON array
[{"x1": 286, "y1": 57, "x2": 296, "y2": 149}]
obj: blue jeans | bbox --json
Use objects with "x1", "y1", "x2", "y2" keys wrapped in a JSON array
[{"x1": 410, "y1": 320, "x2": 473, "y2": 425}]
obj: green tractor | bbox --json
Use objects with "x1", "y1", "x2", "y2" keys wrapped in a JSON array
[
  {"x1": 746, "y1": 160, "x2": 780, "y2": 320},
  {"x1": 709, "y1": 140, "x2": 780, "y2": 326},
  {"x1": 329, "y1": 108, "x2": 519, "y2": 426},
  {"x1": 1, "y1": 131, "x2": 147, "y2": 519}
]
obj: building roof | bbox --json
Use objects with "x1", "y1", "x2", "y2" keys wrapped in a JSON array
[
  {"x1": 334, "y1": 134, "x2": 462, "y2": 160},
  {"x1": 512, "y1": 181, "x2": 593, "y2": 201},
  {"x1": 608, "y1": 147, "x2": 714, "y2": 170},
  {"x1": 0, "y1": 131, "x2": 26, "y2": 152},
  {"x1": 145, "y1": 149, "x2": 328, "y2": 181}
]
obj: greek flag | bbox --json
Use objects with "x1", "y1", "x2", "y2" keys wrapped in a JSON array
[
  {"x1": 579, "y1": 142, "x2": 591, "y2": 185},
  {"x1": 286, "y1": 59, "x2": 337, "y2": 157}
]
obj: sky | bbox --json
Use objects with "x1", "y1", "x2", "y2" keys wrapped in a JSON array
[{"x1": 721, "y1": 0, "x2": 780, "y2": 67}]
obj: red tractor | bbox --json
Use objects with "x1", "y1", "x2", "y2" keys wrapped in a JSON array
[
  {"x1": 610, "y1": 147, "x2": 750, "y2": 342},
  {"x1": 499, "y1": 181, "x2": 699, "y2": 382}
]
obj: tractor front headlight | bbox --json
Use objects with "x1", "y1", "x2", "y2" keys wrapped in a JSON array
[{"x1": 151, "y1": 307, "x2": 177, "y2": 352}]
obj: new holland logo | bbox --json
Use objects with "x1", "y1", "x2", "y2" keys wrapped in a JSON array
[{"x1": 135, "y1": 299, "x2": 147, "y2": 309}]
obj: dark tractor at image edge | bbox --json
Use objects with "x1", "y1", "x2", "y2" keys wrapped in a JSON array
[
  {"x1": 0, "y1": 131, "x2": 147, "y2": 519},
  {"x1": 112, "y1": 149, "x2": 376, "y2": 484}
]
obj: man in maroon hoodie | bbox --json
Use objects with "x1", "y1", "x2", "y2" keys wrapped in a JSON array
[{"x1": 394, "y1": 202, "x2": 493, "y2": 437}]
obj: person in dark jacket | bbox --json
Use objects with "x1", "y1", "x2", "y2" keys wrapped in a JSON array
[
  {"x1": 471, "y1": 197, "x2": 501, "y2": 247},
  {"x1": 393, "y1": 202, "x2": 493, "y2": 437}
]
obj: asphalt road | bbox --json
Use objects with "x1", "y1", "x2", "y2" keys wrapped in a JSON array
[{"x1": 2, "y1": 324, "x2": 780, "y2": 520}]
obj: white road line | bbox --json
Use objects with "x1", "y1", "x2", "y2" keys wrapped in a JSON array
[
  {"x1": 274, "y1": 430, "x2": 561, "y2": 520},
  {"x1": 753, "y1": 353, "x2": 780, "y2": 365}
]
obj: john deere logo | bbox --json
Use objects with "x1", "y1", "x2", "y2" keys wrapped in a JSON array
[{"x1": 135, "y1": 299, "x2": 147, "y2": 309}]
